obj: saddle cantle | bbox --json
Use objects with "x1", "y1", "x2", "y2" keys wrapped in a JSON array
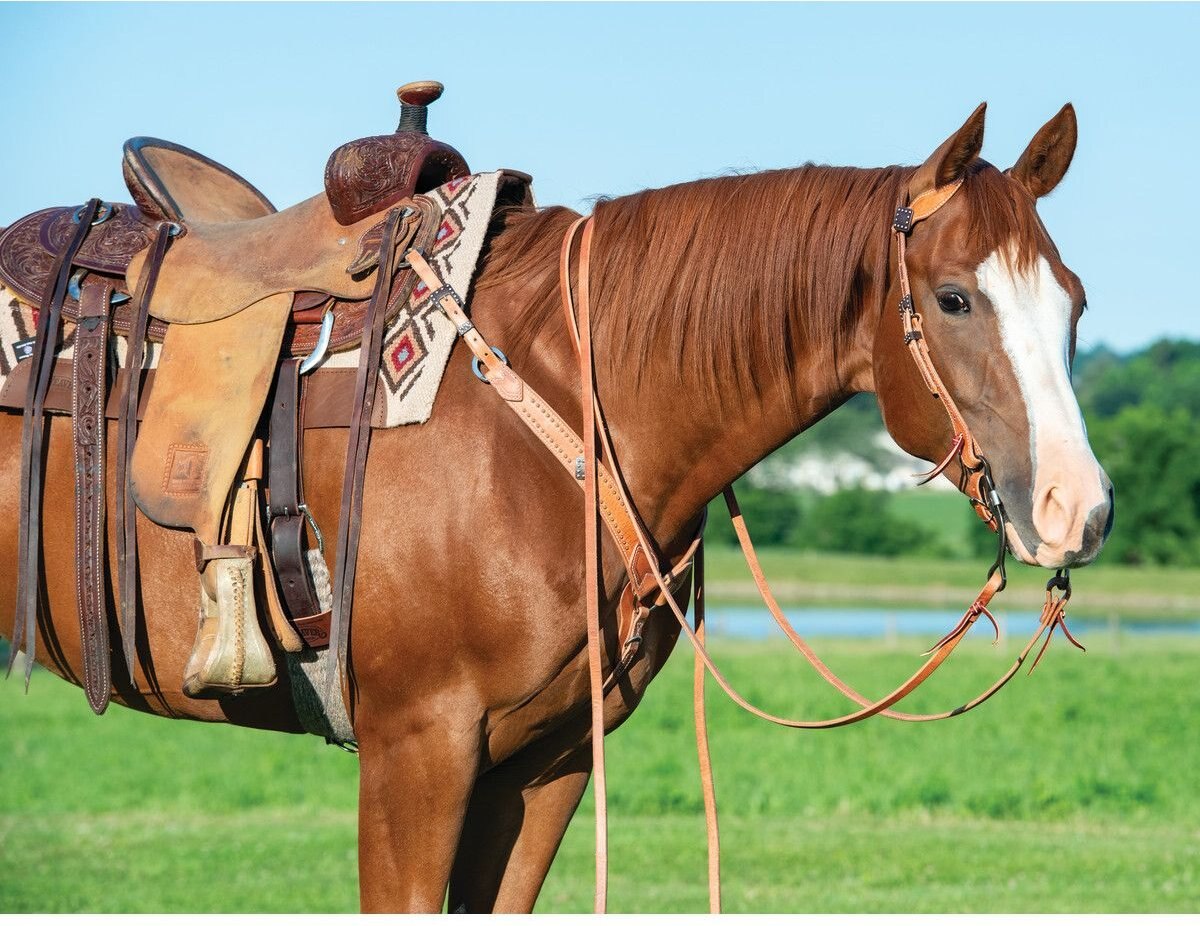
[
  {"x1": 123, "y1": 136, "x2": 277, "y2": 224},
  {"x1": 0, "y1": 81, "x2": 502, "y2": 712}
]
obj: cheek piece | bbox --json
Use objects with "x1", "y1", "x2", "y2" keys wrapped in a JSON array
[{"x1": 892, "y1": 183, "x2": 1081, "y2": 659}]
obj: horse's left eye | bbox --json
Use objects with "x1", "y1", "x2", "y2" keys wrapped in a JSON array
[{"x1": 937, "y1": 292, "x2": 970, "y2": 315}]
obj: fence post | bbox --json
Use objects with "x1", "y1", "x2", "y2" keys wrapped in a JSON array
[{"x1": 885, "y1": 612, "x2": 898, "y2": 650}]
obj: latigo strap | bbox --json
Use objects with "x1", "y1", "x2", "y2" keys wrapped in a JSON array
[
  {"x1": 116, "y1": 221, "x2": 178, "y2": 683},
  {"x1": 11, "y1": 198, "x2": 103, "y2": 690},
  {"x1": 72, "y1": 278, "x2": 115, "y2": 713}
]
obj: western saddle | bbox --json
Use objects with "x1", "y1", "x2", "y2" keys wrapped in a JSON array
[{"x1": 0, "y1": 81, "x2": 490, "y2": 713}]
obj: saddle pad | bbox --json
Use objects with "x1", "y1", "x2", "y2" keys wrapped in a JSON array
[{"x1": 0, "y1": 170, "x2": 521, "y2": 429}]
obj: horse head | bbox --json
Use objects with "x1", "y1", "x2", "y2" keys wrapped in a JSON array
[{"x1": 872, "y1": 103, "x2": 1114, "y2": 568}]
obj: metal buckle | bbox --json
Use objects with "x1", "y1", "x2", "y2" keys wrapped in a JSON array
[
  {"x1": 66, "y1": 269, "x2": 130, "y2": 305},
  {"x1": 1046, "y1": 568, "x2": 1071, "y2": 595},
  {"x1": 299, "y1": 503, "x2": 326, "y2": 554},
  {"x1": 472, "y1": 347, "x2": 509, "y2": 384},
  {"x1": 893, "y1": 205, "x2": 914, "y2": 234},
  {"x1": 431, "y1": 284, "x2": 465, "y2": 309},
  {"x1": 899, "y1": 294, "x2": 914, "y2": 316},
  {"x1": 72, "y1": 202, "x2": 114, "y2": 226}
]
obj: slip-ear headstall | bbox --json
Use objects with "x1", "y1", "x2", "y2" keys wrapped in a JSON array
[{"x1": 405, "y1": 181, "x2": 1083, "y2": 913}]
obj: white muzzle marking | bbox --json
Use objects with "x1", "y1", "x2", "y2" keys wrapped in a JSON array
[{"x1": 976, "y1": 247, "x2": 1108, "y2": 566}]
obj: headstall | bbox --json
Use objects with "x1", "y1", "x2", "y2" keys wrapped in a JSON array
[{"x1": 405, "y1": 181, "x2": 1083, "y2": 912}]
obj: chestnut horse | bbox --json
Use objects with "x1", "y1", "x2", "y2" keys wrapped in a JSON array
[{"x1": 1, "y1": 102, "x2": 1112, "y2": 911}]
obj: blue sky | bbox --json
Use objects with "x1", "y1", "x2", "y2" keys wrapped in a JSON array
[{"x1": 1, "y1": 3, "x2": 1195, "y2": 352}]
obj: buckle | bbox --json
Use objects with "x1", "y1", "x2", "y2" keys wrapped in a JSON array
[
  {"x1": 898, "y1": 294, "x2": 914, "y2": 316},
  {"x1": 893, "y1": 205, "x2": 915, "y2": 234},
  {"x1": 472, "y1": 347, "x2": 509, "y2": 384},
  {"x1": 72, "y1": 202, "x2": 115, "y2": 226},
  {"x1": 430, "y1": 284, "x2": 464, "y2": 309}
]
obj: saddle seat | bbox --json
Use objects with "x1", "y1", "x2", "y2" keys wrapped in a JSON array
[{"x1": 123, "y1": 191, "x2": 407, "y2": 327}]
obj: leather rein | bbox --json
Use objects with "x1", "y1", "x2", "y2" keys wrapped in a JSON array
[{"x1": 405, "y1": 179, "x2": 1082, "y2": 913}]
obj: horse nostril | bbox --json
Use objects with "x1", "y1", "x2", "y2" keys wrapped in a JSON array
[
  {"x1": 1033, "y1": 485, "x2": 1073, "y2": 548},
  {"x1": 1103, "y1": 485, "x2": 1115, "y2": 541}
]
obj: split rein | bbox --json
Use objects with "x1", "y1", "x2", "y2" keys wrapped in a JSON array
[{"x1": 405, "y1": 183, "x2": 1083, "y2": 913}]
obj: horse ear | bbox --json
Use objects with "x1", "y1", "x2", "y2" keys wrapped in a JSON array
[
  {"x1": 1009, "y1": 103, "x2": 1078, "y2": 198},
  {"x1": 909, "y1": 103, "x2": 987, "y2": 196}
]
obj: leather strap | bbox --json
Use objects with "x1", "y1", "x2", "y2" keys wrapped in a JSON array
[
  {"x1": 11, "y1": 198, "x2": 103, "y2": 687},
  {"x1": 327, "y1": 204, "x2": 427, "y2": 696},
  {"x1": 268, "y1": 357, "x2": 323, "y2": 623},
  {"x1": 577, "y1": 218, "x2": 609, "y2": 912},
  {"x1": 692, "y1": 541, "x2": 720, "y2": 913},
  {"x1": 893, "y1": 181, "x2": 998, "y2": 526},
  {"x1": 72, "y1": 277, "x2": 114, "y2": 713},
  {"x1": 115, "y1": 221, "x2": 176, "y2": 682}
]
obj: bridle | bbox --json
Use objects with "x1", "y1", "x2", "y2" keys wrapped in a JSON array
[{"x1": 404, "y1": 177, "x2": 1083, "y2": 912}]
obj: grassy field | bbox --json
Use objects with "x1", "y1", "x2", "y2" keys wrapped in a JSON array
[
  {"x1": 701, "y1": 544, "x2": 1200, "y2": 619},
  {"x1": 3, "y1": 635, "x2": 1199, "y2": 912}
]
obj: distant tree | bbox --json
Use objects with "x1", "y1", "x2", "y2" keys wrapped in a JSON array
[
  {"x1": 705, "y1": 482, "x2": 804, "y2": 547},
  {"x1": 1076, "y1": 339, "x2": 1200, "y2": 421},
  {"x1": 1088, "y1": 404, "x2": 1200, "y2": 566},
  {"x1": 803, "y1": 487, "x2": 935, "y2": 557}
]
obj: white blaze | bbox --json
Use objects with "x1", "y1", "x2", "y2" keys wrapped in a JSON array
[{"x1": 975, "y1": 246, "x2": 1107, "y2": 565}]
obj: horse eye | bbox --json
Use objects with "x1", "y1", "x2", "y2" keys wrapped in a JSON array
[{"x1": 937, "y1": 292, "x2": 970, "y2": 315}]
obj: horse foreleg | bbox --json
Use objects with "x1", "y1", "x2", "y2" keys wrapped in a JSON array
[
  {"x1": 448, "y1": 744, "x2": 591, "y2": 913},
  {"x1": 356, "y1": 710, "x2": 484, "y2": 912}
]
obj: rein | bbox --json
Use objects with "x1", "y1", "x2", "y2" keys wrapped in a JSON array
[{"x1": 404, "y1": 179, "x2": 1083, "y2": 913}]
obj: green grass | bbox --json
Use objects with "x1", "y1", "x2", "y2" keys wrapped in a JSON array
[
  {"x1": 889, "y1": 486, "x2": 975, "y2": 547},
  {"x1": 3, "y1": 635, "x2": 1199, "y2": 912},
  {"x1": 701, "y1": 544, "x2": 1200, "y2": 619}
]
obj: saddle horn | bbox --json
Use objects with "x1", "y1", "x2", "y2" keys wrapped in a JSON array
[
  {"x1": 324, "y1": 79, "x2": 469, "y2": 226},
  {"x1": 395, "y1": 80, "x2": 443, "y2": 135}
]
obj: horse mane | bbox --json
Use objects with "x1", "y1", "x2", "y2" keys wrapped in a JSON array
[{"x1": 477, "y1": 159, "x2": 1040, "y2": 404}]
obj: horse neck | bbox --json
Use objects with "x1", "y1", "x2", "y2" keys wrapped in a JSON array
[
  {"x1": 590, "y1": 308, "x2": 873, "y2": 551},
  {"x1": 582, "y1": 204, "x2": 890, "y2": 549}
]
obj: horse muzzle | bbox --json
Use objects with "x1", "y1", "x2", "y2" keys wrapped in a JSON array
[{"x1": 1007, "y1": 469, "x2": 1114, "y2": 568}]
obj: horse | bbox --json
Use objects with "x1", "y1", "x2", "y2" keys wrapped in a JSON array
[{"x1": 0, "y1": 101, "x2": 1113, "y2": 912}]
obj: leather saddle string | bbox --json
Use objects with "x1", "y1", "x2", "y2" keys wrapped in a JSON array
[
  {"x1": 116, "y1": 222, "x2": 176, "y2": 682},
  {"x1": 10, "y1": 197, "x2": 102, "y2": 686}
]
